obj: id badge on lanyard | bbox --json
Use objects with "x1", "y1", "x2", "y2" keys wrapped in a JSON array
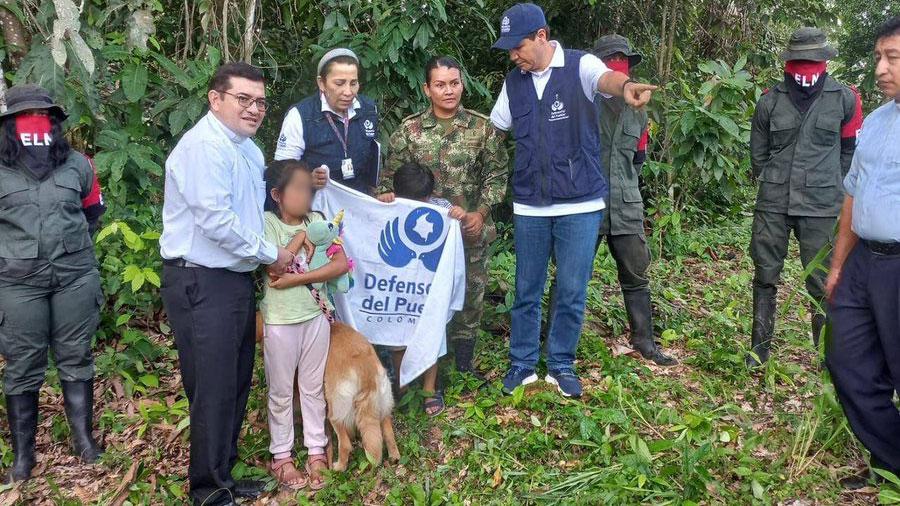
[{"x1": 327, "y1": 113, "x2": 355, "y2": 180}]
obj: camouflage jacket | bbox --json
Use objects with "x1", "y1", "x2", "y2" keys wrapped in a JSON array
[{"x1": 381, "y1": 107, "x2": 509, "y2": 245}]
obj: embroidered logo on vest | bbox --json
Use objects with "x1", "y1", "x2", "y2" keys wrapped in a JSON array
[
  {"x1": 549, "y1": 94, "x2": 569, "y2": 122},
  {"x1": 363, "y1": 119, "x2": 376, "y2": 138}
]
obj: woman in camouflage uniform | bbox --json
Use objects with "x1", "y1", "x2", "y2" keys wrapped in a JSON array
[{"x1": 379, "y1": 56, "x2": 509, "y2": 409}]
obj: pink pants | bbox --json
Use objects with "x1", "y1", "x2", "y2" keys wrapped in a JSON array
[{"x1": 263, "y1": 315, "x2": 330, "y2": 457}]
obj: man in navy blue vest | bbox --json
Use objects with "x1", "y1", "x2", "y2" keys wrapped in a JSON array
[{"x1": 490, "y1": 3, "x2": 656, "y2": 398}]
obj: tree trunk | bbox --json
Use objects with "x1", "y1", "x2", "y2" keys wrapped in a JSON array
[
  {"x1": 0, "y1": 0, "x2": 30, "y2": 66},
  {"x1": 0, "y1": 60, "x2": 7, "y2": 113},
  {"x1": 241, "y1": 0, "x2": 258, "y2": 63},
  {"x1": 221, "y1": 0, "x2": 231, "y2": 62}
]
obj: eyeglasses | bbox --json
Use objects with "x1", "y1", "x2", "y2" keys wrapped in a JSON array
[{"x1": 219, "y1": 91, "x2": 268, "y2": 112}]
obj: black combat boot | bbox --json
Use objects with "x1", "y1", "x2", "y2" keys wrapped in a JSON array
[
  {"x1": 811, "y1": 312, "x2": 826, "y2": 348},
  {"x1": 453, "y1": 338, "x2": 488, "y2": 385},
  {"x1": 746, "y1": 287, "x2": 776, "y2": 367},
  {"x1": 60, "y1": 379, "x2": 102, "y2": 463},
  {"x1": 624, "y1": 291, "x2": 678, "y2": 366},
  {"x1": 5, "y1": 391, "x2": 39, "y2": 483}
]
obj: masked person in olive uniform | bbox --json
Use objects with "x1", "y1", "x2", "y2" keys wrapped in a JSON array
[
  {"x1": 379, "y1": 56, "x2": 509, "y2": 389},
  {"x1": 0, "y1": 85, "x2": 106, "y2": 482},
  {"x1": 747, "y1": 28, "x2": 863, "y2": 366},
  {"x1": 594, "y1": 35, "x2": 676, "y2": 365}
]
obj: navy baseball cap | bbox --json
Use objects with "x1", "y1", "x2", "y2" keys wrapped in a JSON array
[{"x1": 492, "y1": 3, "x2": 548, "y2": 51}]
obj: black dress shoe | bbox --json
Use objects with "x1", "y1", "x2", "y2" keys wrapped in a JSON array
[
  {"x1": 234, "y1": 479, "x2": 267, "y2": 499},
  {"x1": 839, "y1": 468, "x2": 885, "y2": 490},
  {"x1": 839, "y1": 474, "x2": 870, "y2": 490}
]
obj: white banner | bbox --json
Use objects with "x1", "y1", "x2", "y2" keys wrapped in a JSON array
[{"x1": 313, "y1": 182, "x2": 466, "y2": 386}]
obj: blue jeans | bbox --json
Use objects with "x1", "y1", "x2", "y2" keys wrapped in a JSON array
[{"x1": 509, "y1": 210, "x2": 603, "y2": 370}]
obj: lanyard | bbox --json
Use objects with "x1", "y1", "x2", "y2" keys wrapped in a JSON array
[
  {"x1": 307, "y1": 284, "x2": 335, "y2": 323},
  {"x1": 325, "y1": 112, "x2": 350, "y2": 158}
]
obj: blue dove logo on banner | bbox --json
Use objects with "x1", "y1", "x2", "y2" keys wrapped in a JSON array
[{"x1": 378, "y1": 207, "x2": 446, "y2": 272}]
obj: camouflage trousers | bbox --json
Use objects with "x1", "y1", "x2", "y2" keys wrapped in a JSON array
[{"x1": 447, "y1": 242, "x2": 490, "y2": 346}]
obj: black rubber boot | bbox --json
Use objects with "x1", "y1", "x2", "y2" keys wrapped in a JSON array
[
  {"x1": 624, "y1": 291, "x2": 678, "y2": 366},
  {"x1": 60, "y1": 379, "x2": 102, "y2": 464},
  {"x1": 746, "y1": 287, "x2": 776, "y2": 367},
  {"x1": 811, "y1": 312, "x2": 826, "y2": 348},
  {"x1": 5, "y1": 392, "x2": 39, "y2": 483},
  {"x1": 453, "y1": 338, "x2": 488, "y2": 385}
]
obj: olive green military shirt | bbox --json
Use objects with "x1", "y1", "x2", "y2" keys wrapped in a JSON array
[
  {"x1": 750, "y1": 75, "x2": 858, "y2": 217},
  {"x1": 598, "y1": 97, "x2": 649, "y2": 236},
  {"x1": 381, "y1": 107, "x2": 509, "y2": 245},
  {"x1": 0, "y1": 151, "x2": 98, "y2": 287}
]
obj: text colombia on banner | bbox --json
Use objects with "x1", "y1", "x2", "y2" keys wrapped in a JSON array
[{"x1": 313, "y1": 182, "x2": 465, "y2": 386}]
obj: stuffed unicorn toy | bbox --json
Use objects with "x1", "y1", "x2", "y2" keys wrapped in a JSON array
[{"x1": 306, "y1": 209, "x2": 353, "y2": 293}]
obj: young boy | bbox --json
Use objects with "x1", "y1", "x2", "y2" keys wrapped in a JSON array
[{"x1": 377, "y1": 162, "x2": 466, "y2": 417}]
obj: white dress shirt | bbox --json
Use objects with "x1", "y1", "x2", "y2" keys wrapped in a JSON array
[
  {"x1": 490, "y1": 41, "x2": 611, "y2": 217},
  {"x1": 274, "y1": 94, "x2": 362, "y2": 161},
  {"x1": 160, "y1": 111, "x2": 277, "y2": 272}
]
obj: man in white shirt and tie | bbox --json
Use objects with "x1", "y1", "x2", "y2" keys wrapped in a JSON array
[{"x1": 159, "y1": 62, "x2": 292, "y2": 506}]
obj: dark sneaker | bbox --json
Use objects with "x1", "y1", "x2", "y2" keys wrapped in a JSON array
[
  {"x1": 545, "y1": 368, "x2": 582, "y2": 398},
  {"x1": 501, "y1": 366, "x2": 538, "y2": 395}
]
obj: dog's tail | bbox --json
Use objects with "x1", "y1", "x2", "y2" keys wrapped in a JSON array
[
  {"x1": 374, "y1": 365, "x2": 394, "y2": 420},
  {"x1": 353, "y1": 362, "x2": 394, "y2": 423},
  {"x1": 352, "y1": 365, "x2": 394, "y2": 464}
]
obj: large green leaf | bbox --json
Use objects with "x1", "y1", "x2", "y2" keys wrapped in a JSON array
[
  {"x1": 93, "y1": 150, "x2": 129, "y2": 183},
  {"x1": 169, "y1": 108, "x2": 190, "y2": 136},
  {"x1": 150, "y1": 52, "x2": 190, "y2": 88},
  {"x1": 121, "y1": 63, "x2": 148, "y2": 102},
  {"x1": 715, "y1": 115, "x2": 741, "y2": 138}
]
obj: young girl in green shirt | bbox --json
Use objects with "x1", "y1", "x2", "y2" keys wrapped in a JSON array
[{"x1": 261, "y1": 159, "x2": 349, "y2": 490}]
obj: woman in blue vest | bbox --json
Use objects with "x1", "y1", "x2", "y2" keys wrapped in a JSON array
[{"x1": 275, "y1": 48, "x2": 380, "y2": 195}]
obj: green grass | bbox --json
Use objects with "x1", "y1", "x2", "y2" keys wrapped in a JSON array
[{"x1": 0, "y1": 217, "x2": 893, "y2": 505}]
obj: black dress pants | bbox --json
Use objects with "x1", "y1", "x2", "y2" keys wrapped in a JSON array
[
  {"x1": 827, "y1": 242, "x2": 900, "y2": 473},
  {"x1": 161, "y1": 265, "x2": 256, "y2": 506}
]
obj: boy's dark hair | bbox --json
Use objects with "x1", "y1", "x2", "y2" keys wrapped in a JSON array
[
  {"x1": 0, "y1": 115, "x2": 71, "y2": 168},
  {"x1": 393, "y1": 162, "x2": 435, "y2": 201},
  {"x1": 877, "y1": 16, "x2": 900, "y2": 43},
  {"x1": 208, "y1": 62, "x2": 265, "y2": 93},
  {"x1": 425, "y1": 55, "x2": 462, "y2": 84},
  {"x1": 319, "y1": 56, "x2": 360, "y2": 79},
  {"x1": 263, "y1": 159, "x2": 312, "y2": 214}
]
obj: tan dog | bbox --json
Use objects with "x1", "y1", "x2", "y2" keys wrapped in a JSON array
[
  {"x1": 324, "y1": 322, "x2": 400, "y2": 470},
  {"x1": 255, "y1": 314, "x2": 400, "y2": 471}
]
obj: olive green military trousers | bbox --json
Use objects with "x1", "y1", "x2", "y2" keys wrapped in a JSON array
[
  {"x1": 0, "y1": 270, "x2": 102, "y2": 395},
  {"x1": 749, "y1": 211, "x2": 835, "y2": 348},
  {"x1": 750, "y1": 212, "x2": 835, "y2": 305}
]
